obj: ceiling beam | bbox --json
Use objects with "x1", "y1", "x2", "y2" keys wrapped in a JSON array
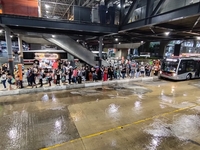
[
  {"x1": 151, "y1": 0, "x2": 166, "y2": 16},
  {"x1": 121, "y1": 0, "x2": 138, "y2": 26}
]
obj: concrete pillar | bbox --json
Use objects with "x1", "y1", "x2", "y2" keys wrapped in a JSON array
[
  {"x1": 5, "y1": 28, "x2": 14, "y2": 76},
  {"x1": 18, "y1": 35, "x2": 24, "y2": 64},
  {"x1": 160, "y1": 41, "x2": 170, "y2": 58},
  {"x1": 99, "y1": 36, "x2": 103, "y2": 67}
]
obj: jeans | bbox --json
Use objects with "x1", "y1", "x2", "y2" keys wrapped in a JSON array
[
  {"x1": 122, "y1": 73, "x2": 125, "y2": 79},
  {"x1": 72, "y1": 77, "x2": 77, "y2": 83},
  {"x1": 2, "y1": 80, "x2": 6, "y2": 88}
]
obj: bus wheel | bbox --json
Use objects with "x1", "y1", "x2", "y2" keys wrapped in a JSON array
[{"x1": 186, "y1": 74, "x2": 191, "y2": 80}]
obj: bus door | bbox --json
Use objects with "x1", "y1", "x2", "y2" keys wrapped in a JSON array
[{"x1": 195, "y1": 60, "x2": 200, "y2": 77}]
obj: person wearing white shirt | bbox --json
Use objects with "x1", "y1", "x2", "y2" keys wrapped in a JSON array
[{"x1": 1, "y1": 72, "x2": 7, "y2": 89}]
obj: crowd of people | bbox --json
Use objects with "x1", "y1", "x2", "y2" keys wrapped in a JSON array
[{"x1": 0, "y1": 59, "x2": 161, "y2": 90}]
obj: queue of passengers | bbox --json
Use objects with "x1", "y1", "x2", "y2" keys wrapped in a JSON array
[{"x1": 0, "y1": 59, "x2": 160, "y2": 90}]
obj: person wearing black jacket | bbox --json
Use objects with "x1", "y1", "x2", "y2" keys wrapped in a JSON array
[{"x1": 85, "y1": 66, "x2": 89, "y2": 81}]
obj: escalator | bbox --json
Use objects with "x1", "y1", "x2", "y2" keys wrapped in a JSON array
[{"x1": 43, "y1": 34, "x2": 108, "y2": 67}]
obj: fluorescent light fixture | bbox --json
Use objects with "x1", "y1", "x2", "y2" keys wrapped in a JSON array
[
  {"x1": 197, "y1": 36, "x2": 200, "y2": 40},
  {"x1": 115, "y1": 38, "x2": 118, "y2": 41},
  {"x1": 165, "y1": 32, "x2": 170, "y2": 36},
  {"x1": 45, "y1": 4, "x2": 50, "y2": 8},
  {"x1": 52, "y1": 35, "x2": 55, "y2": 38}
]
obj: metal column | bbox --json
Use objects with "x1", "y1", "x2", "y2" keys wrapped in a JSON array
[
  {"x1": 99, "y1": 36, "x2": 103, "y2": 67},
  {"x1": 119, "y1": 0, "x2": 125, "y2": 25},
  {"x1": 5, "y1": 28, "x2": 14, "y2": 76},
  {"x1": 18, "y1": 35, "x2": 24, "y2": 64}
]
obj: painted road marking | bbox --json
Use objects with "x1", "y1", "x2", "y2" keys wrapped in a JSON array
[{"x1": 40, "y1": 104, "x2": 197, "y2": 150}]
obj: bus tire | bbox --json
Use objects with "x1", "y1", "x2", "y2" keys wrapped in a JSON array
[{"x1": 186, "y1": 74, "x2": 191, "y2": 80}]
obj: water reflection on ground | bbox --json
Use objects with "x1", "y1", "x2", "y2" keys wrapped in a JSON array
[{"x1": 0, "y1": 80, "x2": 200, "y2": 150}]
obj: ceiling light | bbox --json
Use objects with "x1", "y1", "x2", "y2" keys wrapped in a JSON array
[
  {"x1": 76, "y1": 40, "x2": 79, "y2": 42},
  {"x1": 46, "y1": 11, "x2": 49, "y2": 13},
  {"x1": 10, "y1": 35, "x2": 13, "y2": 38},
  {"x1": 118, "y1": 4, "x2": 121, "y2": 8},
  {"x1": 119, "y1": 42, "x2": 121, "y2": 44},
  {"x1": 141, "y1": 41, "x2": 144, "y2": 43},
  {"x1": 115, "y1": 38, "x2": 118, "y2": 41},
  {"x1": 165, "y1": 32, "x2": 170, "y2": 36},
  {"x1": 197, "y1": 37, "x2": 200, "y2": 40},
  {"x1": 0, "y1": 30, "x2": 3, "y2": 33},
  {"x1": 52, "y1": 35, "x2": 55, "y2": 38},
  {"x1": 45, "y1": 4, "x2": 50, "y2": 8}
]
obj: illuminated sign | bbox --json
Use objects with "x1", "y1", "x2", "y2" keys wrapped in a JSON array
[
  {"x1": 166, "y1": 58, "x2": 178, "y2": 62},
  {"x1": 34, "y1": 53, "x2": 59, "y2": 60},
  {"x1": 182, "y1": 53, "x2": 200, "y2": 57}
]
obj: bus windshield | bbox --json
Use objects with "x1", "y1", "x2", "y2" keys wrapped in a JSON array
[{"x1": 161, "y1": 61, "x2": 179, "y2": 72}]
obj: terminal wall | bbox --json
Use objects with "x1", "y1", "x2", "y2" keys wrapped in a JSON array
[{"x1": 1, "y1": 0, "x2": 38, "y2": 17}]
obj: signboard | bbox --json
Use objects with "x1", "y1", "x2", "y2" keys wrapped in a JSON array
[{"x1": 34, "y1": 53, "x2": 59, "y2": 60}]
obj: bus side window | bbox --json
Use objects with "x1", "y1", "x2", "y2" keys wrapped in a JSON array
[
  {"x1": 186, "y1": 60, "x2": 194, "y2": 72},
  {"x1": 178, "y1": 61, "x2": 186, "y2": 74}
]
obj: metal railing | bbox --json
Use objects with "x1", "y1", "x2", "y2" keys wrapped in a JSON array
[{"x1": 0, "y1": 3, "x2": 119, "y2": 25}]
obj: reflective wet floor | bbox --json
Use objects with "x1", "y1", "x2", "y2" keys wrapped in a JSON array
[{"x1": 0, "y1": 79, "x2": 200, "y2": 150}]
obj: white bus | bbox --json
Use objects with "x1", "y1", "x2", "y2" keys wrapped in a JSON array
[{"x1": 160, "y1": 57, "x2": 200, "y2": 80}]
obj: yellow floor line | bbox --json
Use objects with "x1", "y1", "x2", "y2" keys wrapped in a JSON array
[{"x1": 40, "y1": 104, "x2": 197, "y2": 150}]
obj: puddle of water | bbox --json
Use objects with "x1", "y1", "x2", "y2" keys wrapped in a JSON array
[{"x1": 144, "y1": 114, "x2": 200, "y2": 141}]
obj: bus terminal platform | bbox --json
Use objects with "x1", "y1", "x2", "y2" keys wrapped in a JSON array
[{"x1": 0, "y1": 76, "x2": 158, "y2": 96}]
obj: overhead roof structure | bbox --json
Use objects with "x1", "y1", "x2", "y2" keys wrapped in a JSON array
[{"x1": 0, "y1": 0, "x2": 200, "y2": 48}]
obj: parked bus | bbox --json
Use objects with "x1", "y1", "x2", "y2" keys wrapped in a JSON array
[
  {"x1": 160, "y1": 57, "x2": 200, "y2": 80},
  {"x1": 23, "y1": 50, "x2": 68, "y2": 65}
]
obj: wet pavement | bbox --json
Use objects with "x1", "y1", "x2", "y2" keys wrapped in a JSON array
[{"x1": 0, "y1": 79, "x2": 200, "y2": 150}]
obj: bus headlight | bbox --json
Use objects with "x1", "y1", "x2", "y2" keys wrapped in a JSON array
[{"x1": 172, "y1": 73, "x2": 177, "y2": 77}]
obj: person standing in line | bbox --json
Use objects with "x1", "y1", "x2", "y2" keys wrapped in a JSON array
[
  {"x1": 77, "y1": 68, "x2": 83, "y2": 84},
  {"x1": 47, "y1": 71, "x2": 52, "y2": 86},
  {"x1": 136, "y1": 66, "x2": 140, "y2": 78},
  {"x1": 56, "y1": 70, "x2": 61, "y2": 85},
  {"x1": 1, "y1": 72, "x2": 7, "y2": 89},
  {"x1": 29, "y1": 70, "x2": 37, "y2": 88},
  {"x1": 82, "y1": 67, "x2": 86, "y2": 82},
  {"x1": 140, "y1": 65, "x2": 145, "y2": 77},
  {"x1": 109, "y1": 67, "x2": 114, "y2": 80},
  {"x1": 85, "y1": 66, "x2": 89, "y2": 81},
  {"x1": 130, "y1": 65, "x2": 135, "y2": 78},
  {"x1": 7, "y1": 72, "x2": 13, "y2": 90},
  {"x1": 121, "y1": 66, "x2": 126, "y2": 79},
  {"x1": 38, "y1": 69, "x2": 43, "y2": 87},
  {"x1": 103, "y1": 67, "x2": 108, "y2": 81},
  {"x1": 68, "y1": 67, "x2": 73, "y2": 84},
  {"x1": 116, "y1": 67, "x2": 120, "y2": 79},
  {"x1": 72, "y1": 67, "x2": 78, "y2": 83}
]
